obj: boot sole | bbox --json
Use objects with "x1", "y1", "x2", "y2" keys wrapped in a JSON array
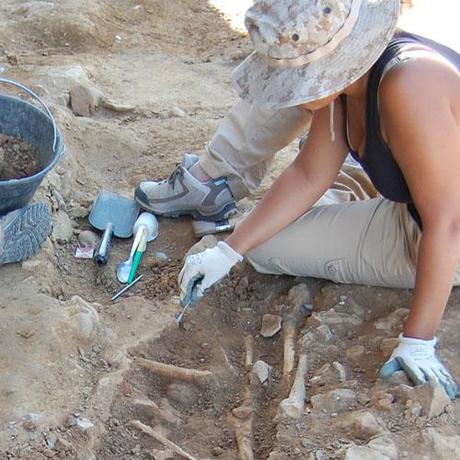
[{"x1": 0, "y1": 203, "x2": 51, "y2": 265}]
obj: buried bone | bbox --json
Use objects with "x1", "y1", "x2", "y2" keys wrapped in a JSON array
[
  {"x1": 243, "y1": 335, "x2": 255, "y2": 369},
  {"x1": 130, "y1": 420, "x2": 199, "y2": 460},
  {"x1": 228, "y1": 335, "x2": 256, "y2": 460},
  {"x1": 132, "y1": 396, "x2": 183, "y2": 426},
  {"x1": 278, "y1": 354, "x2": 308, "y2": 419},
  {"x1": 135, "y1": 357, "x2": 213, "y2": 385},
  {"x1": 283, "y1": 314, "x2": 297, "y2": 380}
]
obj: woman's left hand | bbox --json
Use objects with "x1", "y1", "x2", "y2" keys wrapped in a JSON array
[{"x1": 380, "y1": 334, "x2": 458, "y2": 399}]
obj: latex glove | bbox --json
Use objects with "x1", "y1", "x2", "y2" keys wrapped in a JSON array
[
  {"x1": 178, "y1": 241, "x2": 243, "y2": 305},
  {"x1": 380, "y1": 334, "x2": 458, "y2": 399}
]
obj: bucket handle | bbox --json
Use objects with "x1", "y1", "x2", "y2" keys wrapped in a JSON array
[{"x1": 0, "y1": 78, "x2": 58, "y2": 153}]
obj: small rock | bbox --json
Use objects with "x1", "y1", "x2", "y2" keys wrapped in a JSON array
[
  {"x1": 170, "y1": 106, "x2": 186, "y2": 118},
  {"x1": 316, "y1": 324, "x2": 333, "y2": 341},
  {"x1": 67, "y1": 296, "x2": 100, "y2": 342},
  {"x1": 16, "y1": 329, "x2": 35, "y2": 339},
  {"x1": 77, "y1": 230, "x2": 99, "y2": 248},
  {"x1": 311, "y1": 389, "x2": 357, "y2": 413},
  {"x1": 166, "y1": 383, "x2": 198, "y2": 407},
  {"x1": 301, "y1": 324, "x2": 333, "y2": 347},
  {"x1": 332, "y1": 361, "x2": 347, "y2": 382},
  {"x1": 45, "y1": 432, "x2": 58, "y2": 449},
  {"x1": 69, "y1": 83, "x2": 101, "y2": 117},
  {"x1": 405, "y1": 399, "x2": 423, "y2": 417},
  {"x1": 387, "y1": 384, "x2": 413, "y2": 404},
  {"x1": 421, "y1": 428, "x2": 460, "y2": 458},
  {"x1": 357, "y1": 392, "x2": 371, "y2": 406},
  {"x1": 252, "y1": 360, "x2": 271, "y2": 384},
  {"x1": 6, "y1": 52, "x2": 19, "y2": 66},
  {"x1": 122, "y1": 382, "x2": 133, "y2": 396},
  {"x1": 413, "y1": 381, "x2": 451, "y2": 417},
  {"x1": 371, "y1": 390, "x2": 395, "y2": 410},
  {"x1": 287, "y1": 283, "x2": 312, "y2": 307},
  {"x1": 374, "y1": 309, "x2": 409, "y2": 331},
  {"x1": 385, "y1": 370, "x2": 412, "y2": 386},
  {"x1": 131, "y1": 444, "x2": 141, "y2": 455},
  {"x1": 75, "y1": 417, "x2": 93, "y2": 431},
  {"x1": 388, "y1": 380, "x2": 450, "y2": 418},
  {"x1": 374, "y1": 398, "x2": 393, "y2": 411},
  {"x1": 310, "y1": 361, "x2": 346, "y2": 386},
  {"x1": 300, "y1": 302, "x2": 314, "y2": 317},
  {"x1": 345, "y1": 445, "x2": 388, "y2": 460},
  {"x1": 260, "y1": 314, "x2": 282, "y2": 338},
  {"x1": 315, "y1": 450, "x2": 328, "y2": 460},
  {"x1": 22, "y1": 420, "x2": 38, "y2": 431},
  {"x1": 153, "y1": 251, "x2": 170, "y2": 263},
  {"x1": 211, "y1": 446, "x2": 224, "y2": 457},
  {"x1": 52, "y1": 210, "x2": 74, "y2": 243},
  {"x1": 346, "y1": 345, "x2": 365, "y2": 362},
  {"x1": 367, "y1": 435, "x2": 398, "y2": 460},
  {"x1": 301, "y1": 439, "x2": 312, "y2": 448},
  {"x1": 340, "y1": 411, "x2": 383, "y2": 440},
  {"x1": 68, "y1": 204, "x2": 90, "y2": 219},
  {"x1": 65, "y1": 415, "x2": 77, "y2": 428},
  {"x1": 230, "y1": 50, "x2": 247, "y2": 61},
  {"x1": 56, "y1": 437, "x2": 73, "y2": 452}
]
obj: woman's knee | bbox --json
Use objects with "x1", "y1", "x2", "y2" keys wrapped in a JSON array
[{"x1": 245, "y1": 245, "x2": 284, "y2": 275}]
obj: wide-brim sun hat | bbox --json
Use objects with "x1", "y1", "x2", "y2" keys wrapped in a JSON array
[{"x1": 233, "y1": 0, "x2": 400, "y2": 109}]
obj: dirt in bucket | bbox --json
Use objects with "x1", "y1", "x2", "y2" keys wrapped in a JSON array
[{"x1": 0, "y1": 133, "x2": 43, "y2": 180}]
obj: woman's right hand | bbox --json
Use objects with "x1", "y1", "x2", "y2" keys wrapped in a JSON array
[{"x1": 178, "y1": 241, "x2": 243, "y2": 305}]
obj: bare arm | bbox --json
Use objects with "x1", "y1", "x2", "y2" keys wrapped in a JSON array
[
  {"x1": 380, "y1": 59, "x2": 460, "y2": 340},
  {"x1": 226, "y1": 101, "x2": 349, "y2": 255}
]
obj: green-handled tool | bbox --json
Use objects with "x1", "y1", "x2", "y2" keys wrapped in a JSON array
[{"x1": 128, "y1": 227, "x2": 147, "y2": 283}]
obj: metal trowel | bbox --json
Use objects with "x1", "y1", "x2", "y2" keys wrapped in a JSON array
[{"x1": 89, "y1": 190, "x2": 140, "y2": 265}]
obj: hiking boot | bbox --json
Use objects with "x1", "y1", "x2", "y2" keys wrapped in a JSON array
[
  {"x1": 135, "y1": 153, "x2": 237, "y2": 221},
  {"x1": 0, "y1": 202, "x2": 52, "y2": 265}
]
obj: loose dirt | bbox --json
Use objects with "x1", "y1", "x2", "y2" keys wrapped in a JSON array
[{"x1": 0, "y1": 134, "x2": 43, "y2": 180}]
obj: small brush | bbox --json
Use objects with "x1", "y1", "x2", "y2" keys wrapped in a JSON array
[{"x1": 192, "y1": 213, "x2": 242, "y2": 237}]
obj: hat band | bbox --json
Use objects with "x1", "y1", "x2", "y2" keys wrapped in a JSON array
[{"x1": 261, "y1": 0, "x2": 362, "y2": 69}]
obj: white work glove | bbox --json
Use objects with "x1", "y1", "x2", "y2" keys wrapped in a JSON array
[
  {"x1": 380, "y1": 334, "x2": 458, "y2": 399},
  {"x1": 178, "y1": 241, "x2": 243, "y2": 306}
]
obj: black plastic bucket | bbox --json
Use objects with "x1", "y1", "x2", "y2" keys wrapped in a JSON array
[{"x1": 0, "y1": 79, "x2": 65, "y2": 215}]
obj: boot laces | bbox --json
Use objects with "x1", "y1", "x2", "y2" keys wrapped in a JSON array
[{"x1": 159, "y1": 163, "x2": 185, "y2": 190}]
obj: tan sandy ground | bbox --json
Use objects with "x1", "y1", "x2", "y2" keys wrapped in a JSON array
[{"x1": 0, "y1": 1, "x2": 459, "y2": 459}]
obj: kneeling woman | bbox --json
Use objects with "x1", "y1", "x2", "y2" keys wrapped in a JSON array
[{"x1": 179, "y1": 0, "x2": 460, "y2": 398}]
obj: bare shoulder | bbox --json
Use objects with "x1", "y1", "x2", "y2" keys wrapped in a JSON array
[{"x1": 379, "y1": 57, "x2": 459, "y2": 116}]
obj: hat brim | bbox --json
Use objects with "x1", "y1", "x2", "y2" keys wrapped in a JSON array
[{"x1": 232, "y1": 0, "x2": 400, "y2": 109}]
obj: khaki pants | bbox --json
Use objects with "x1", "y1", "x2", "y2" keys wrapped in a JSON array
[
  {"x1": 246, "y1": 163, "x2": 425, "y2": 289},
  {"x1": 198, "y1": 100, "x2": 459, "y2": 288},
  {"x1": 200, "y1": 100, "x2": 312, "y2": 200}
]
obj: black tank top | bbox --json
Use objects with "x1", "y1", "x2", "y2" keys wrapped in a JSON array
[{"x1": 343, "y1": 31, "x2": 460, "y2": 228}]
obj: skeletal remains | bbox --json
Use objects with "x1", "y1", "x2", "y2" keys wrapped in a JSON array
[
  {"x1": 228, "y1": 334, "x2": 256, "y2": 460},
  {"x1": 130, "y1": 302, "x2": 309, "y2": 458}
]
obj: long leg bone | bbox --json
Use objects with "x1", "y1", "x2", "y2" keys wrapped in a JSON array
[
  {"x1": 130, "y1": 420, "x2": 199, "y2": 460},
  {"x1": 243, "y1": 335, "x2": 254, "y2": 369},
  {"x1": 219, "y1": 345, "x2": 238, "y2": 375},
  {"x1": 278, "y1": 354, "x2": 308, "y2": 419},
  {"x1": 135, "y1": 357, "x2": 213, "y2": 385},
  {"x1": 228, "y1": 335, "x2": 256, "y2": 460},
  {"x1": 229, "y1": 410, "x2": 254, "y2": 460},
  {"x1": 282, "y1": 314, "x2": 297, "y2": 380}
]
